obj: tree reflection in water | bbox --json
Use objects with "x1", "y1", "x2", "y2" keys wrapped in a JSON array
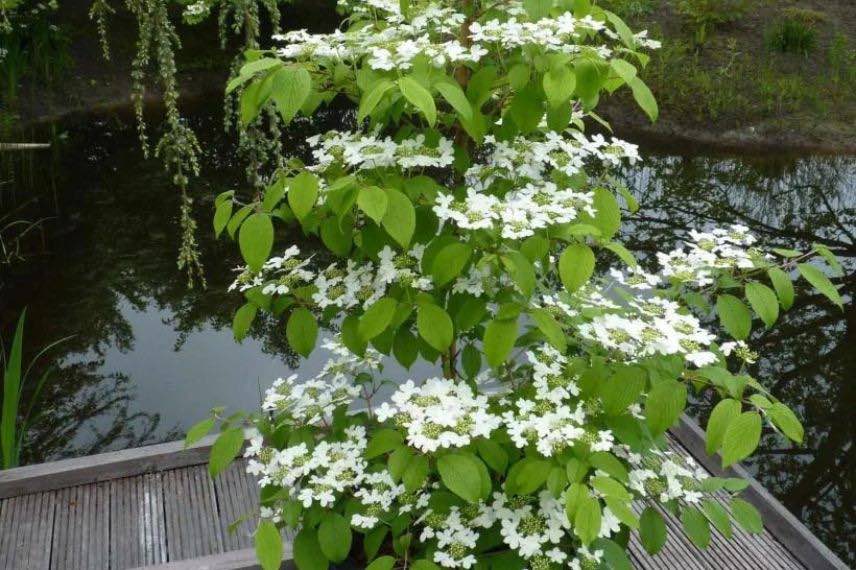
[
  {"x1": 0, "y1": 108, "x2": 852, "y2": 563},
  {"x1": 618, "y1": 152, "x2": 854, "y2": 562}
]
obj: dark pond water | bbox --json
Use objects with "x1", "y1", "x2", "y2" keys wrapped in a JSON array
[{"x1": 1, "y1": 102, "x2": 853, "y2": 563}]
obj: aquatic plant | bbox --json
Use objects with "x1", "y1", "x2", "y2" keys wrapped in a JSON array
[
  {"x1": 190, "y1": 1, "x2": 846, "y2": 568},
  {"x1": 1, "y1": 309, "x2": 70, "y2": 469}
]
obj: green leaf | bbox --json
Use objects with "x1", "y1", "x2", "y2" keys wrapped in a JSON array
[
  {"x1": 566, "y1": 458, "x2": 589, "y2": 483},
  {"x1": 508, "y1": 85, "x2": 544, "y2": 132},
  {"x1": 507, "y1": 458, "x2": 551, "y2": 495},
  {"x1": 232, "y1": 303, "x2": 257, "y2": 341},
  {"x1": 357, "y1": 186, "x2": 389, "y2": 224},
  {"x1": 628, "y1": 76, "x2": 658, "y2": 122},
  {"x1": 476, "y1": 438, "x2": 508, "y2": 475},
  {"x1": 288, "y1": 172, "x2": 319, "y2": 221},
  {"x1": 318, "y1": 513, "x2": 352, "y2": 562},
  {"x1": 721, "y1": 411, "x2": 762, "y2": 468},
  {"x1": 359, "y1": 298, "x2": 398, "y2": 340},
  {"x1": 574, "y1": 494, "x2": 602, "y2": 546},
  {"x1": 271, "y1": 66, "x2": 312, "y2": 124},
  {"x1": 767, "y1": 267, "x2": 794, "y2": 310},
  {"x1": 209, "y1": 427, "x2": 245, "y2": 477},
  {"x1": 293, "y1": 528, "x2": 329, "y2": 570},
  {"x1": 436, "y1": 81, "x2": 473, "y2": 121},
  {"x1": 417, "y1": 303, "x2": 454, "y2": 351},
  {"x1": 438, "y1": 453, "x2": 483, "y2": 503},
  {"x1": 559, "y1": 243, "x2": 595, "y2": 293},
  {"x1": 366, "y1": 557, "x2": 395, "y2": 570},
  {"x1": 705, "y1": 398, "x2": 741, "y2": 455},
  {"x1": 639, "y1": 507, "x2": 667, "y2": 555},
  {"x1": 768, "y1": 402, "x2": 804, "y2": 443},
  {"x1": 604, "y1": 242, "x2": 637, "y2": 268},
  {"x1": 239, "y1": 213, "x2": 274, "y2": 271},
  {"x1": 701, "y1": 499, "x2": 732, "y2": 539},
  {"x1": 388, "y1": 446, "x2": 413, "y2": 481},
  {"x1": 432, "y1": 241, "x2": 473, "y2": 287},
  {"x1": 543, "y1": 65, "x2": 576, "y2": 108},
  {"x1": 184, "y1": 417, "x2": 215, "y2": 447},
  {"x1": 286, "y1": 308, "x2": 318, "y2": 357},
  {"x1": 604, "y1": 496, "x2": 639, "y2": 530},
  {"x1": 255, "y1": 520, "x2": 283, "y2": 570},
  {"x1": 600, "y1": 366, "x2": 646, "y2": 416},
  {"x1": 681, "y1": 508, "x2": 711, "y2": 548},
  {"x1": 399, "y1": 77, "x2": 437, "y2": 126},
  {"x1": 383, "y1": 189, "x2": 416, "y2": 248},
  {"x1": 320, "y1": 217, "x2": 352, "y2": 257},
  {"x1": 523, "y1": 0, "x2": 551, "y2": 19},
  {"x1": 797, "y1": 263, "x2": 843, "y2": 309},
  {"x1": 366, "y1": 428, "x2": 403, "y2": 459},
  {"x1": 745, "y1": 282, "x2": 779, "y2": 327},
  {"x1": 589, "y1": 452, "x2": 629, "y2": 483},
  {"x1": 393, "y1": 328, "x2": 419, "y2": 369},
  {"x1": 358, "y1": 79, "x2": 394, "y2": 122},
  {"x1": 530, "y1": 308, "x2": 567, "y2": 352},
  {"x1": 214, "y1": 201, "x2": 233, "y2": 237},
  {"x1": 501, "y1": 250, "x2": 537, "y2": 297},
  {"x1": 403, "y1": 455, "x2": 430, "y2": 492},
  {"x1": 484, "y1": 316, "x2": 519, "y2": 368},
  {"x1": 610, "y1": 58, "x2": 638, "y2": 84},
  {"x1": 645, "y1": 379, "x2": 687, "y2": 436},
  {"x1": 716, "y1": 294, "x2": 752, "y2": 341},
  {"x1": 731, "y1": 498, "x2": 763, "y2": 534},
  {"x1": 591, "y1": 476, "x2": 632, "y2": 501}
]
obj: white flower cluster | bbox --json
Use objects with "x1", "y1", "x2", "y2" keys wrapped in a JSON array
[
  {"x1": 273, "y1": 26, "x2": 487, "y2": 72},
  {"x1": 246, "y1": 425, "x2": 368, "y2": 508},
  {"x1": 470, "y1": 13, "x2": 660, "y2": 52},
  {"x1": 376, "y1": 378, "x2": 502, "y2": 452},
  {"x1": 466, "y1": 134, "x2": 641, "y2": 191},
  {"x1": 229, "y1": 244, "x2": 437, "y2": 311},
  {"x1": 501, "y1": 346, "x2": 617, "y2": 457},
  {"x1": 313, "y1": 245, "x2": 432, "y2": 310},
  {"x1": 228, "y1": 245, "x2": 313, "y2": 294},
  {"x1": 434, "y1": 182, "x2": 595, "y2": 240},
  {"x1": 626, "y1": 448, "x2": 709, "y2": 505},
  {"x1": 307, "y1": 130, "x2": 455, "y2": 172},
  {"x1": 273, "y1": 0, "x2": 656, "y2": 72},
  {"x1": 657, "y1": 224, "x2": 765, "y2": 287},
  {"x1": 578, "y1": 296, "x2": 717, "y2": 367},
  {"x1": 260, "y1": 338, "x2": 380, "y2": 423}
]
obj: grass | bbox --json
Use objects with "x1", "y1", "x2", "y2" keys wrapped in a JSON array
[
  {"x1": 602, "y1": 0, "x2": 856, "y2": 141},
  {"x1": 766, "y1": 18, "x2": 817, "y2": 56}
]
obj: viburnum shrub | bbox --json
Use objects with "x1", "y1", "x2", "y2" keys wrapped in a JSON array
[{"x1": 190, "y1": 1, "x2": 846, "y2": 568}]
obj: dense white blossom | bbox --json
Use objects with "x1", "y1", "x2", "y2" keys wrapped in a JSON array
[{"x1": 375, "y1": 378, "x2": 502, "y2": 452}]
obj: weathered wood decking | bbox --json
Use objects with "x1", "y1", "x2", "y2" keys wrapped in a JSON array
[{"x1": 0, "y1": 417, "x2": 847, "y2": 570}]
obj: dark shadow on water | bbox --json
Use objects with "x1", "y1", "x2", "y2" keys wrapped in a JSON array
[{"x1": 0, "y1": 101, "x2": 853, "y2": 563}]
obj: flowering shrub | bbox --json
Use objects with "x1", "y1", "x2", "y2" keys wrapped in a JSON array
[{"x1": 192, "y1": 1, "x2": 846, "y2": 568}]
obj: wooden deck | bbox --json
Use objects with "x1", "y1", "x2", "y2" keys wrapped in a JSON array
[{"x1": 0, "y1": 417, "x2": 847, "y2": 570}]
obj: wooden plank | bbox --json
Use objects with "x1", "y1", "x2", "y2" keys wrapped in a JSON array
[
  {"x1": 163, "y1": 465, "x2": 225, "y2": 561},
  {"x1": 213, "y1": 459, "x2": 258, "y2": 551},
  {"x1": 0, "y1": 491, "x2": 55, "y2": 570},
  {"x1": 130, "y1": 545, "x2": 294, "y2": 570},
  {"x1": 671, "y1": 415, "x2": 848, "y2": 570},
  {"x1": 110, "y1": 473, "x2": 168, "y2": 568},
  {"x1": 49, "y1": 483, "x2": 111, "y2": 570},
  {"x1": 0, "y1": 435, "x2": 218, "y2": 500}
]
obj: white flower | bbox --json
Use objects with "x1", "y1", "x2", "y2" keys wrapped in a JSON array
[{"x1": 382, "y1": 378, "x2": 502, "y2": 453}]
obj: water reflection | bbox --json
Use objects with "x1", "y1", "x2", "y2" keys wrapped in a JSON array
[{"x1": 0, "y1": 107, "x2": 853, "y2": 562}]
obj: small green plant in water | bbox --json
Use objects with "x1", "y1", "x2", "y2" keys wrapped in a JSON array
[{"x1": 1, "y1": 309, "x2": 70, "y2": 469}]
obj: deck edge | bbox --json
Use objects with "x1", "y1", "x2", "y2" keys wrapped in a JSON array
[
  {"x1": 671, "y1": 415, "x2": 848, "y2": 570},
  {"x1": 0, "y1": 434, "x2": 218, "y2": 499}
]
